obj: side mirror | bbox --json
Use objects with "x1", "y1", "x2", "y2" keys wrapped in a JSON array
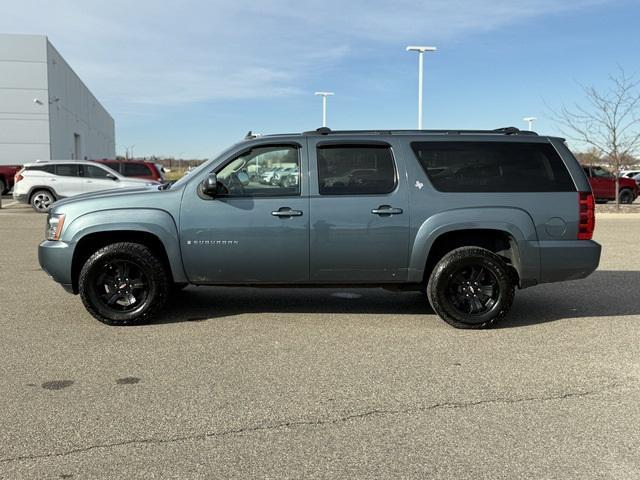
[{"x1": 202, "y1": 172, "x2": 218, "y2": 196}]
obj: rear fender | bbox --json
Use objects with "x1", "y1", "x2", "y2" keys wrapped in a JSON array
[{"x1": 408, "y1": 207, "x2": 540, "y2": 286}]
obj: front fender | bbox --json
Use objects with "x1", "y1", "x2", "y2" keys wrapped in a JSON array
[
  {"x1": 408, "y1": 207, "x2": 540, "y2": 286},
  {"x1": 63, "y1": 208, "x2": 187, "y2": 283}
]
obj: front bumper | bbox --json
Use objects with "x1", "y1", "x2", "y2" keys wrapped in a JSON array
[
  {"x1": 38, "y1": 240, "x2": 75, "y2": 292},
  {"x1": 539, "y1": 240, "x2": 602, "y2": 284}
]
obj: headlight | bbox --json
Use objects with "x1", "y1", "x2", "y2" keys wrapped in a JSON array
[{"x1": 46, "y1": 213, "x2": 65, "y2": 241}]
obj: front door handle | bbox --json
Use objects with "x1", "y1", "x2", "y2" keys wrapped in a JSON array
[
  {"x1": 272, "y1": 207, "x2": 303, "y2": 217},
  {"x1": 371, "y1": 205, "x2": 403, "y2": 216}
]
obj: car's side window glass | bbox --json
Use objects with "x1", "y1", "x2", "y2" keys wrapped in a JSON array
[
  {"x1": 85, "y1": 165, "x2": 113, "y2": 179},
  {"x1": 412, "y1": 142, "x2": 575, "y2": 192},
  {"x1": 55, "y1": 164, "x2": 79, "y2": 177},
  {"x1": 317, "y1": 145, "x2": 396, "y2": 195},
  {"x1": 592, "y1": 166, "x2": 612, "y2": 178},
  {"x1": 123, "y1": 163, "x2": 151, "y2": 176},
  {"x1": 28, "y1": 165, "x2": 55, "y2": 174},
  {"x1": 215, "y1": 145, "x2": 300, "y2": 197}
]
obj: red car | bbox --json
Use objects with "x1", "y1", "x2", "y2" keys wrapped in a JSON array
[
  {"x1": 96, "y1": 160, "x2": 165, "y2": 183},
  {"x1": 582, "y1": 166, "x2": 638, "y2": 204},
  {"x1": 0, "y1": 165, "x2": 22, "y2": 194}
]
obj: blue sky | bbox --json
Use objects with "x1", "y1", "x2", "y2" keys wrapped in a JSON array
[{"x1": 0, "y1": 0, "x2": 638, "y2": 158}]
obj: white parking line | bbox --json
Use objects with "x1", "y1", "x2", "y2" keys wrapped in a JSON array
[{"x1": 1, "y1": 201, "x2": 18, "y2": 208}]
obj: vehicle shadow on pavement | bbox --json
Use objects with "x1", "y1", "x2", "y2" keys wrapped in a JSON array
[
  {"x1": 155, "y1": 270, "x2": 640, "y2": 328},
  {"x1": 157, "y1": 287, "x2": 433, "y2": 323}
]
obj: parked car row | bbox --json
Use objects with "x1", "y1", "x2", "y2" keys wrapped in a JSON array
[
  {"x1": 13, "y1": 160, "x2": 160, "y2": 212},
  {"x1": 258, "y1": 166, "x2": 299, "y2": 186}
]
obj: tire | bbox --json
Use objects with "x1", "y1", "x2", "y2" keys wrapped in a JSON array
[
  {"x1": 619, "y1": 189, "x2": 634, "y2": 204},
  {"x1": 78, "y1": 242, "x2": 170, "y2": 326},
  {"x1": 30, "y1": 189, "x2": 56, "y2": 213},
  {"x1": 0, "y1": 178, "x2": 6, "y2": 195},
  {"x1": 426, "y1": 247, "x2": 515, "y2": 329}
]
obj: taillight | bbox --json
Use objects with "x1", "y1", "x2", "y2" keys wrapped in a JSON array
[
  {"x1": 15, "y1": 171, "x2": 24, "y2": 183},
  {"x1": 578, "y1": 192, "x2": 595, "y2": 240}
]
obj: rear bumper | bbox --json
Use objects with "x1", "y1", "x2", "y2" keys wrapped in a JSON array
[
  {"x1": 13, "y1": 193, "x2": 27, "y2": 203},
  {"x1": 538, "y1": 240, "x2": 601, "y2": 284},
  {"x1": 38, "y1": 240, "x2": 75, "y2": 292}
]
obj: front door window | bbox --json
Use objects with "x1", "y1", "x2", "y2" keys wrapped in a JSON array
[{"x1": 217, "y1": 145, "x2": 300, "y2": 196}]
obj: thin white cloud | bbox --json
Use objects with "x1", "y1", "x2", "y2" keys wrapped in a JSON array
[{"x1": 0, "y1": 0, "x2": 610, "y2": 115}]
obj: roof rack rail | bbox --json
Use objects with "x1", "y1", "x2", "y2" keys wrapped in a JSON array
[{"x1": 300, "y1": 127, "x2": 539, "y2": 137}]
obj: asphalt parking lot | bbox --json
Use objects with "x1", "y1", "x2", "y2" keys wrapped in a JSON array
[{"x1": 1, "y1": 207, "x2": 639, "y2": 479}]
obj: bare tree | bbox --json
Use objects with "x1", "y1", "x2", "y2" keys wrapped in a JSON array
[{"x1": 552, "y1": 67, "x2": 640, "y2": 207}]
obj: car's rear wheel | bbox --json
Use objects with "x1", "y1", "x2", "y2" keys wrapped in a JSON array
[
  {"x1": 79, "y1": 242, "x2": 170, "y2": 326},
  {"x1": 30, "y1": 189, "x2": 56, "y2": 213},
  {"x1": 426, "y1": 247, "x2": 515, "y2": 329},
  {"x1": 619, "y1": 189, "x2": 634, "y2": 204}
]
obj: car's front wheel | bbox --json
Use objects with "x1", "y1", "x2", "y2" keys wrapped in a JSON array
[
  {"x1": 30, "y1": 189, "x2": 56, "y2": 213},
  {"x1": 426, "y1": 247, "x2": 515, "y2": 329},
  {"x1": 79, "y1": 242, "x2": 170, "y2": 326}
]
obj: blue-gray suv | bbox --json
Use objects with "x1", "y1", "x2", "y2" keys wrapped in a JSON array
[{"x1": 38, "y1": 127, "x2": 601, "y2": 329}]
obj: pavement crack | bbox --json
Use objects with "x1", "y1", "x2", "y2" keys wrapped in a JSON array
[{"x1": 0, "y1": 384, "x2": 619, "y2": 465}]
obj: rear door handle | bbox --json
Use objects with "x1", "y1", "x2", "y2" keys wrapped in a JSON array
[
  {"x1": 371, "y1": 205, "x2": 403, "y2": 216},
  {"x1": 272, "y1": 207, "x2": 303, "y2": 217}
]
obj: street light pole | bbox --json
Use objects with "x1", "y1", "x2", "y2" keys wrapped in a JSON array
[
  {"x1": 314, "y1": 92, "x2": 334, "y2": 127},
  {"x1": 523, "y1": 117, "x2": 537, "y2": 131},
  {"x1": 406, "y1": 46, "x2": 437, "y2": 129}
]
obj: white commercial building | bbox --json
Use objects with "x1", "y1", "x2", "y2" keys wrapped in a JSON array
[{"x1": 0, "y1": 33, "x2": 115, "y2": 166}]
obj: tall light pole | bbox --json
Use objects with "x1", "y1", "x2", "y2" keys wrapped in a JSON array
[
  {"x1": 406, "y1": 46, "x2": 437, "y2": 129},
  {"x1": 523, "y1": 117, "x2": 537, "y2": 131},
  {"x1": 126, "y1": 144, "x2": 135, "y2": 160},
  {"x1": 315, "y1": 92, "x2": 334, "y2": 127}
]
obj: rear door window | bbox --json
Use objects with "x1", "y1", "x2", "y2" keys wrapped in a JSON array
[
  {"x1": 26, "y1": 164, "x2": 55, "y2": 174},
  {"x1": 54, "y1": 164, "x2": 80, "y2": 177},
  {"x1": 411, "y1": 141, "x2": 575, "y2": 192},
  {"x1": 317, "y1": 145, "x2": 396, "y2": 195}
]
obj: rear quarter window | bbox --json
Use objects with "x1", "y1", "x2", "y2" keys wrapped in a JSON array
[
  {"x1": 411, "y1": 141, "x2": 575, "y2": 193},
  {"x1": 26, "y1": 165, "x2": 55, "y2": 174}
]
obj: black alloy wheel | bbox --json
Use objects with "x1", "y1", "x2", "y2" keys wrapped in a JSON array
[
  {"x1": 446, "y1": 264, "x2": 500, "y2": 316},
  {"x1": 94, "y1": 260, "x2": 150, "y2": 314}
]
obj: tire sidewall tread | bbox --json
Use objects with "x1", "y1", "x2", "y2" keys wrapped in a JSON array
[
  {"x1": 78, "y1": 242, "x2": 170, "y2": 326},
  {"x1": 426, "y1": 246, "x2": 515, "y2": 329}
]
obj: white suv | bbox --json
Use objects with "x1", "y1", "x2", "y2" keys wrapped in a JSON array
[{"x1": 13, "y1": 160, "x2": 159, "y2": 212}]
